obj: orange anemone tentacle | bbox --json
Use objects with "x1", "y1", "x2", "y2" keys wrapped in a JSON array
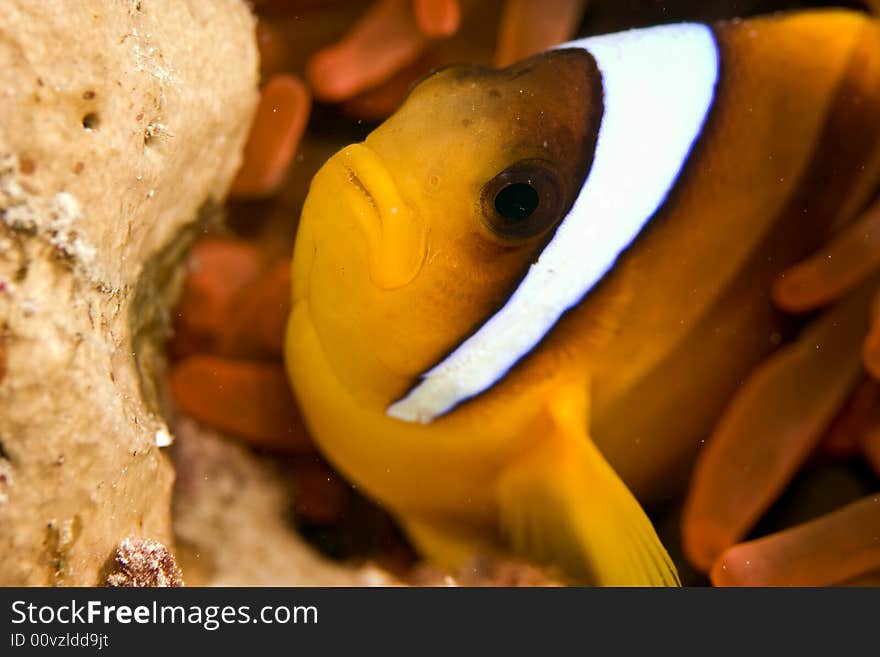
[
  {"x1": 170, "y1": 355, "x2": 314, "y2": 453},
  {"x1": 230, "y1": 75, "x2": 311, "y2": 199},
  {"x1": 711, "y1": 495, "x2": 880, "y2": 586},
  {"x1": 772, "y1": 195, "x2": 880, "y2": 313},
  {"x1": 494, "y1": 0, "x2": 587, "y2": 67},
  {"x1": 839, "y1": 570, "x2": 880, "y2": 586},
  {"x1": 823, "y1": 378, "x2": 880, "y2": 458},
  {"x1": 256, "y1": 18, "x2": 288, "y2": 78},
  {"x1": 861, "y1": 419, "x2": 880, "y2": 475},
  {"x1": 863, "y1": 289, "x2": 880, "y2": 378},
  {"x1": 413, "y1": 0, "x2": 460, "y2": 38},
  {"x1": 220, "y1": 260, "x2": 292, "y2": 358},
  {"x1": 306, "y1": 0, "x2": 429, "y2": 103},
  {"x1": 682, "y1": 288, "x2": 873, "y2": 572},
  {"x1": 337, "y1": 55, "x2": 437, "y2": 122},
  {"x1": 292, "y1": 459, "x2": 353, "y2": 525},
  {"x1": 171, "y1": 239, "x2": 266, "y2": 358}
]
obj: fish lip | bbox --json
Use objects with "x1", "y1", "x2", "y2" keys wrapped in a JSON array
[
  {"x1": 328, "y1": 159, "x2": 378, "y2": 228},
  {"x1": 343, "y1": 163, "x2": 379, "y2": 210},
  {"x1": 338, "y1": 162, "x2": 379, "y2": 220},
  {"x1": 332, "y1": 142, "x2": 389, "y2": 225},
  {"x1": 329, "y1": 143, "x2": 425, "y2": 290}
]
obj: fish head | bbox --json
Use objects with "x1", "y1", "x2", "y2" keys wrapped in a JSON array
[{"x1": 292, "y1": 48, "x2": 601, "y2": 408}]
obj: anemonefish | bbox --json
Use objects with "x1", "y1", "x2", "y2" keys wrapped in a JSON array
[{"x1": 285, "y1": 9, "x2": 880, "y2": 585}]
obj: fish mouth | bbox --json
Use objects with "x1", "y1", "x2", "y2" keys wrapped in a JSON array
[
  {"x1": 328, "y1": 143, "x2": 426, "y2": 290},
  {"x1": 343, "y1": 163, "x2": 379, "y2": 214},
  {"x1": 333, "y1": 146, "x2": 382, "y2": 228}
]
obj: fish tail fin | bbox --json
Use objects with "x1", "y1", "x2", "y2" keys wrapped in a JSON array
[{"x1": 496, "y1": 381, "x2": 679, "y2": 586}]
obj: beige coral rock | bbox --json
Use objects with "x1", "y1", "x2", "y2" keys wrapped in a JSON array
[
  {"x1": 171, "y1": 419, "x2": 398, "y2": 587},
  {"x1": 0, "y1": 0, "x2": 259, "y2": 585}
]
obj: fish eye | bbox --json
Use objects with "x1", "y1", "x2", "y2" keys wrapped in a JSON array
[
  {"x1": 481, "y1": 160, "x2": 565, "y2": 240},
  {"x1": 495, "y1": 183, "x2": 539, "y2": 222}
]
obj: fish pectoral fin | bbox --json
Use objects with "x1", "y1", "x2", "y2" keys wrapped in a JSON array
[{"x1": 496, "y1": 383, "x2": 679, "y2": 586}]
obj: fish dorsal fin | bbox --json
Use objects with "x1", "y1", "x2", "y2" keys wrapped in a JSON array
[
  {"x1": 496, "y1": 379, "x2": 680, "y2": 586},
  {"x1": 389, "y1": 23, "x2": 719, "y2": 424}
]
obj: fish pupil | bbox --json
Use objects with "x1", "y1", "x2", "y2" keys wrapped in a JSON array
[{"x1": 495, "y1": 183, "x2": 539, "y2": 222}]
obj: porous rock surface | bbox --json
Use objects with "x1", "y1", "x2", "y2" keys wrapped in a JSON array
[{"x1": 0, "y1": 0, "x2": 258, "y2": 585}]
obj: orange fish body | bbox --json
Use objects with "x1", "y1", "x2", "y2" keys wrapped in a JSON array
[{"x1": 286, "y1": 10, "x2": 880, "y2": 585}]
